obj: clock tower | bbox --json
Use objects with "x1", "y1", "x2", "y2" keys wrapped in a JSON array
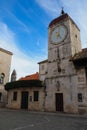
[{"x1": 45, "y1": 11, "x2": 82, "y2": 113}]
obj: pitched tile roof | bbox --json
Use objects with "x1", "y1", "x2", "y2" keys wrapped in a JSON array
[
  {"x1": 49, "y1": 13, "x2": 68, "y2": 27},
  {"x1": 19, "y1": 72, "x2": 39, "y2": 80},
  {"x1": 5, "y1": 80, "x2": 43, "y2": 91},
  {"x1": 49, "y1": 13, "x2": 79, "y2": 30}
]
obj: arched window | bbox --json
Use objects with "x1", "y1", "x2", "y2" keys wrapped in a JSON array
[{"x1": 0, "y1": 73, "x2": 5, "y2": 84}]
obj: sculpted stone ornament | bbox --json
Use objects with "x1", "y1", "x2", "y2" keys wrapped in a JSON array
[{"x1": 56, "y1": 81, "x2": 60, "y2": 91}]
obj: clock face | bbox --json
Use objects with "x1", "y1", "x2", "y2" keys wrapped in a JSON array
[{"x1": 51, "y1": 25, "x2": 67, "y2": 44}]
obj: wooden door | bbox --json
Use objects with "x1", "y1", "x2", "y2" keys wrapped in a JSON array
[
  {"x1": 55, "y1": 93, "x2": 63, "y2": 112},
  {"x1": 21, "y1": 92, "x2": 28, "y2": 109}
]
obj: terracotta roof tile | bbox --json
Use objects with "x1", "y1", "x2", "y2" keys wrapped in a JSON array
[
  {"x1": 19, "y1": 72, "x2": 39, "y2": 80},
  {"x1": 49, "y1": 14, "x2": 68, "y2": 27},
  {"x1": 49, "y1": 13, "x2": 79, "y2": 30}
]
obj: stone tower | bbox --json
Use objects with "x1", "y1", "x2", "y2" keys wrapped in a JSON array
[
  {"x1": 0, "y1": 48, "x2": 13, "y2": 107},
  {"x1": 11, "y1": 69, "x2": 17, "y2": 82},
  {"x1": 45, "y1": 12, "x2": 82, "y2": 113}
]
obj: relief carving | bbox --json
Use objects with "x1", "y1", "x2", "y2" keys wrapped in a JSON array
[
  {"x1": 56, "y1": 81, "x2": 60, "y2": 91},
  {"x1": 62, "y1": 69, "x2": 65, "y2": 74},
  {"x1": 78, "y1": 77, "x2": 85, "y2": 82},
  {"x1": 53, "y1": 69, "x2": 57, "y2": 75}
]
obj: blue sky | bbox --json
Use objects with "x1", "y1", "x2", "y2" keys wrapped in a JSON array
[{"x1": 0, "y1": 0, "x2": 87, "y2": 79}]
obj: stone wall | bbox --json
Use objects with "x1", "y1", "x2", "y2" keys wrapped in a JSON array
[
  {"x1": 0, "y1": 50, "x2": 12, "y2": 84},
  {"x1": 7, "y1": 87, "x2": 44, "y2": 111},
  {"x1": 0, "y1": 48, "x2": 12, "y2": 107},
  {"x1": 39, "y1": 62, "x2": 47, "y2": 81}
]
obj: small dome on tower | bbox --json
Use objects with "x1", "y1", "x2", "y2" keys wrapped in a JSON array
[{"x1": 11, "y1": 69, "x2": 17, "y2": 82}]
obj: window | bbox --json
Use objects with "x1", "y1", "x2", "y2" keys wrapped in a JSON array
[
  {"x1": 34, "y1": 91, "x2": 39, "y2": 101},
  {"x1": 0, "y1": 73, "x2": 5, "y2": 84},
  {"x1": 78, "y1": 93, "x2": 83, "y2": 102},
  {"x1": 13, "y1": 92, "x2": 17, "y2": 101},
  {"x1": 75, "y1": 34, "x2": 77, "y2": 38},
  {"x1": 0, "y1": 92, "x2": 2, "y2": 101}
]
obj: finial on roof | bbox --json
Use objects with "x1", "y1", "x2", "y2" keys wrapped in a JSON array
[{"x1": 61, "y1": 7, "x2": 65, "y2": 15}]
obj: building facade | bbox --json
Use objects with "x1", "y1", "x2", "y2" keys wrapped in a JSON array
[
  {"x1": 0, "y1": 48, "x2": 13, "y2": 107},
  {"x1": 38, "y1": 60, "x2": 48, "y2": 81},
  {"x1": 39, "y1": 12, "x2": 87, "y2": 114},
  {"x1": 5, "y1": 12, "x2": 87, "y2": 114},
  {"x1": 5, "y1": 73, "x2": 44, "y2": 111}
]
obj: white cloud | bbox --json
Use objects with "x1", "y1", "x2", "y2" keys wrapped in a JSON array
[
  {"x1": 0, "y1": 22, "x2": 39, "y2": 79},
  {"x1": 36, "y1": 0, "x2": 87, "y2": 48},
  {"x1": 60, "y1": 0, "x2": 87, "y2": 48},
  {"x1": 36, "y1": 0, "x2": 60, "y2": 17},
  {"x1": 1, "y1": 0, "x2": 87, "y2": 80}
]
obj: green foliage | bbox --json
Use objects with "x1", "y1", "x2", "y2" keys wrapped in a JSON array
[{"x1": 5, "y1": 80, "x2": 43, "y2": 91}]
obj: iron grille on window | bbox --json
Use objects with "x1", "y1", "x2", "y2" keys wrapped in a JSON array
[
  {"x1": 13, "y1": 92, "x2": 17, "y2": 101},
  {"x1": 34, "y1": 91, "x2": 39, "y2": 101},
  {"x1": 78, "y1": 93, "x2": 83, "y2": 102}
]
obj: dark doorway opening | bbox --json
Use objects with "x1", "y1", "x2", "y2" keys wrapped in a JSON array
[
  {"x1": 21, "y1": 91, "x2": 28, "y2": 109},
  {"x1": 55, "y1": 93, "x2": 63, "y2": 112},
  {"x1": 0, "y1": 92, "x2": 2, "y2": 101}
]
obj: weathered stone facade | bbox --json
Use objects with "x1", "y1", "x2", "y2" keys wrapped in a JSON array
[
  {"x1": 7, "y1": 87, "x2": 44, "y2": 111},
  {"x1": 0, "y1": 48, "x2": 13, "y2": 107},
  {"x1": 5, "y1": 73, "x2": 44, "y2": 111},
  {"x1": 39, "y1": 13, "x2": 87, "y2": 114},
  {"x1": 38, "y1": 60, "x2": 48, "y2": 81}
]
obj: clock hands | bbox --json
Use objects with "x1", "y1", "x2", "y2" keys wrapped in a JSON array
[
  {"x1": 51, "y1": 25, "x2": 67, "y2": 43},
  {"x1": 55, "y1": 31, "x2": 61, "y2": 39},
  {"x1": 56, "y1": 32, "x2": 60, "y2": 37},
  {"x1": 55, "y1": 26, "x2": 62, "y2": 39}
]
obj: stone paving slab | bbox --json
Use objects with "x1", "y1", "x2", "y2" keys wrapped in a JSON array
[{"x1": 0, "y1": 109, "x2": 87, "y2": 130}]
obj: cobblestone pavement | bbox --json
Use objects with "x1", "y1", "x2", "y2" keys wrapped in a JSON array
[{"x1": 0, "y1": 109, "x2": 87, "y2": 130}]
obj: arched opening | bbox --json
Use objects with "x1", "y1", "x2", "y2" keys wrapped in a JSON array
[{"x1": 0, "y1": 73, "x2": 5, "y2": 84}]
